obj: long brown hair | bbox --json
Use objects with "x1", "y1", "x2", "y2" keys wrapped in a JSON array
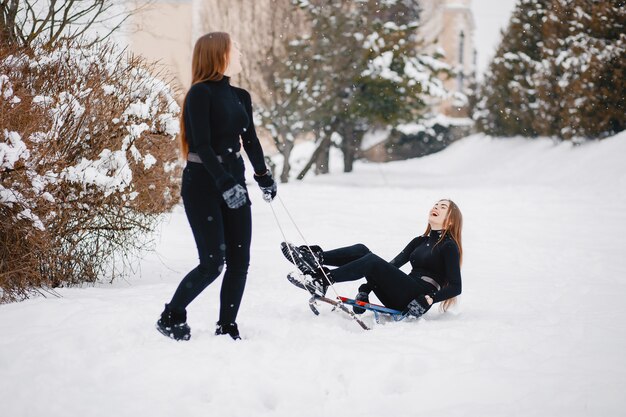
[
  {"x1": 423, "y1": 199, "x2": 463, "y2": 312},
  {"x1": 179, "y1": 32, "x2": 232, "y2": 157}
]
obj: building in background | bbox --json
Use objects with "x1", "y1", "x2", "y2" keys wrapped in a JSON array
[
  {"x1": 122, "y1": 0, "x2": 194, "y2": 90},
  {"x1": 122, "y1": 0, "x2": 304, "y2": 96},
  {"x1": 419, "y1": 0, "x2": 476, "y2": 116},
  {"x1": 123, "y1": 0, "x2": 474, "y2": 103}
]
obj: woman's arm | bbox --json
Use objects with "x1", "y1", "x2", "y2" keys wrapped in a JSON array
[
  {"x1": 389, "y1": 237, "x2": 421, "y2": 268},
  {"x1": 431, "y1": 241, "x2": 462, "y2": 303},
  {"x1": 186, "y1": 84, "x2": 231, "y2": 186},
  {"x1": 237, "y1": 89, "x2": 268, "y2": 175}
]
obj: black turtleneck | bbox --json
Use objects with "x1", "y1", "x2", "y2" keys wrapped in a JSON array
[
  {"x1": 184, "y1": 76, "x2": 267, "y2": 186},
  {"x1": 389, "y1": 230, "x2": 462, "y2": 303}
]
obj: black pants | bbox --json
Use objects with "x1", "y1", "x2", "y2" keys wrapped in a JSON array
[
  {"x1": 168, "y1": 158, "x2": 251, "y2": 324},
  {"x1": 323, "y1": 244, "x2": 435, "y2": 311}
]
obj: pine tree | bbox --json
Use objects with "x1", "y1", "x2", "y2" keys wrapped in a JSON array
[
  {"x1": 476, "y1": 0, "x2": 550, "y2": 137},
  {"x1": 477, "y1": 0, "x2": 625, "y2": 140},
  {"x1": 543, "y1": 0, "x2": 626, "y2": 139},
  {"x1": 276, "y1": 0, "x2": 450, "y2": 175}
]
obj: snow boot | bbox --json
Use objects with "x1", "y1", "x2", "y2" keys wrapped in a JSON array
[
  {"x1": 287, "y1": 269, "x2": 331, "y2": 297},
  {"x1": 156, "y1": 304, "x2": 191, "y2": 341},
  {"x1": 215, "y1": 322, "x2": 241, "y2": 340},
  {"x1": 280, "y1": 242, "x2": 323, "y2": 275},
  {"x1": 352, "y1": 291, "x2": 370, "y2": 315}
]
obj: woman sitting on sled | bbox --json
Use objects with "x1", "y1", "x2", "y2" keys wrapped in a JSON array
[{"x1": 282, "y1": 199, "x2": 462, "y2": 318}]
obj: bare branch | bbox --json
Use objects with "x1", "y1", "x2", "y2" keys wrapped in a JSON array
[{"x1": 2, "y1": 0, "x2": 155, "y2": 48}]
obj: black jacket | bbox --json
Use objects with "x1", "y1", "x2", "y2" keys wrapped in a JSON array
[
  {"x1": 390, "y1": 229, "x2": 462, "y2": 303},
  {"x1": 184, "y1": 76, "x2": 267, "y2": 188}
]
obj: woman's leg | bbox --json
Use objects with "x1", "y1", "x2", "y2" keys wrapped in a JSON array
[
  {"x1": 168, "y1": 186, "x2": 225, "y2": 312},
  {"x1": 321, "y1": 244, "x2": 371, "y2": 266},
  {"x1": 218, "y1": 201, "x2": 252, "y2": 324},
  {"x1": 330, "y1": 252, "x2": 424, "y2": 310}
]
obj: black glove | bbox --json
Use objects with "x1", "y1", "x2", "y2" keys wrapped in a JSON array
[
  {"x1": 403, "y1": 295, "x2": 432, "y2": 318},
  {"x1": 217, "y1": 175, "x2": 248, "y2": 209},
  {"x1": 254, "y1": 170, "x2": 277, "y2": 202}
]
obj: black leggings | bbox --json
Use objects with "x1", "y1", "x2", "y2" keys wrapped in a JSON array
[
  {"x1": 168, "y1": 159, "x2": 251, "y2": 324},
  {"x1": 323, "y1": 244, "x2": 435, "y2": 311}
]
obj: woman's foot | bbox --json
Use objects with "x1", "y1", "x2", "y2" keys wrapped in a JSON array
[
  {"x1": 287, "y1": 269, "x2": 330, "y2": 297},
  {"x1": 215, "y1": 322, "x2": 241, "y2": 340},
  {"x1": 281, "y1": 242, "x2": 323, "y2": 275},
  {"x1": 156, "y1": 304, "x2": 191, "y2": 341},
  {"x1": 352, "y1": 291, "x2": 369, "y2": 315}
]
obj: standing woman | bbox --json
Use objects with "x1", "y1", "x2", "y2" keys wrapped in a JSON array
[{"x1": 157, "y1": 33, "x2": 277, "y2": 341}]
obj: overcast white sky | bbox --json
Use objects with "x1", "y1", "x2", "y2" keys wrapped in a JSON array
[{"x1": 470, "y1": 0, "x2": 519, "y2": 77}]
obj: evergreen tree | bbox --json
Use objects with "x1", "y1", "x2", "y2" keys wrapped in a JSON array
[
  {"x1": 544, "y1": 0, "x2": 626, "y2": 138},
  {"x1": 477, "y1": 0, "x2": 625, "y2": 139},
  {"x1": 277, "y1": 0, "x2": 450, "y2": 175},
  {"x1": 476, "y1": 0, "x2": 550, "y2": 137}
]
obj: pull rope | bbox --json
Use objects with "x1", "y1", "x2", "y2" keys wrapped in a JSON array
[{"x1": 269, "y1": 194, "x2": 340, "y2": 299}]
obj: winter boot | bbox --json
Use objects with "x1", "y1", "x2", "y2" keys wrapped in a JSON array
[
  {"x1": 352, "y1": 291, "x2": 370, "y2": 315},
  {"x1": 287, "y1": 268, "x2": 332, "y2": 297},
  {"x1": 280, "y1": 242, "x2": 324, "y2": 275},
  {"x1": 156, "y1": 304, "x2": 191, "y2": 341},
  {"x1": 215, "y1": 322, "x2": 241, "y2": 340}
]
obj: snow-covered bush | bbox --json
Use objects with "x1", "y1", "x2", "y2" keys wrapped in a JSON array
[{"x1": 0, "y1": 40, "x2": 181, "y2": 302}]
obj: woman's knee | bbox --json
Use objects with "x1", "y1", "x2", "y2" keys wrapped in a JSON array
[
  {"x1": 353, "y1": 244, "x2": 371, "y2": 256},
  {"x1": 363, "y1": 252, "x2": 383, "y2": 263},
  {"x1": 225, "y1": 248, "x2": 250, "y2": 271},
  {"x1": 197, "y1": 259, "x2": 224, "y2": 278}
]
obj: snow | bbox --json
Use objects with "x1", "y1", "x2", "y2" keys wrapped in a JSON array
[
  {"x1": 361, "y1": 127, "x2": 392, "y2": 150},
  {"x1": 396, "y1": 114, "x2": 474, "y2": 136},
  {"x1": 361, "y1": 51, "x2": 402, "y2": 82},
  {"x1": 1, "y1": 133, "x2": 626, "y2": 416},
  {"x1": 60, "y1": 150, "x2": 134, "y2": 197},
  {"x1": 1, "y1": 129, "x2": 29, "y2": 170}
]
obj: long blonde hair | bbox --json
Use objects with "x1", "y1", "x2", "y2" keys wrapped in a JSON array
[
  {"x1": 423, "y1": 199, "x2": 463, "y2": 312},
  {"x1": 179, "y1": 32, "x2": 232, "y2": 157}
]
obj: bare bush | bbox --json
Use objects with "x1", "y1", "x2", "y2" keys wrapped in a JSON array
[{"x1": 0, "y1": 40, "x2": 181, "y2": 302}]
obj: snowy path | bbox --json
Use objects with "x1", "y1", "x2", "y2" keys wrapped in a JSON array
[{"x1": 1, "y1": 134, "x2": 625, "y2": 417}]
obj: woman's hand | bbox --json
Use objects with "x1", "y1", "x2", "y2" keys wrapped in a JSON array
[
  {"x1": 254, "y1": 170, "x2": 277, "y2": 202},
  {"x1": 221, "y1": 184, "x2": 248, "y2": 209},
  {"x1": 404, "y1": 295, "x2": 432, "y2": 318},
  {"x1": 217, "y1": 175, "x2": 248, "y2": 209},
  {"x1": 425, "y1": 295, "x2": 433, "y2": 305}
]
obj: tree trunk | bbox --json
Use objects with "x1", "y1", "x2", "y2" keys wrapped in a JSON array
[
  {"x1": 0, "y1": 0, "x2": 20, "y2": 45},
  {"x1": 315, "y1": 138, "x2": 330, "y2": 175},
  {"x1": 340, "y1": 124, "x2": 366, "y2": 173},
  {"x1": 279, "y1": 139, "x2": 294, "y2": 183},
  {"x1": 296, "y1": 134, "x2": 331, "y2": 180},
  {"x1": 341, "y1": 124, "x2": 355, "y2": 173}
]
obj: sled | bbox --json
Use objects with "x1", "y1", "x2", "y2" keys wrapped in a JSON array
[
  {"x1": 336, "y1": 296, "x2": 409, "y2": 323},
  {"x1": 306, "y1": 295, "x2": 409, "y2": 329}
]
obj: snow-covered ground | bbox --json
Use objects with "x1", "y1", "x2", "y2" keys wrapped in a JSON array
[{"x1": 1, "y1": 133, "x2": 625, "y2": 417}]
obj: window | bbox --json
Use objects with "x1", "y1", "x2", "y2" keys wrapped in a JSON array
[{"x1": 457, "y1": 31, "x2": 465, "y2": 91}]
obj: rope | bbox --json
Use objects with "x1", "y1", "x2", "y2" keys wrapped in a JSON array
[{"x1": 270, "y1": 195, "x2": 341, "y2": 299}]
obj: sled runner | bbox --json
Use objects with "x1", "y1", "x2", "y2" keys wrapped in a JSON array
[
  {"x1": 306, "y1": 295, "x2": 370, "y2": 330},
  {"x1": 286, "y1": 270, "x2": 369, "y2": 330}
]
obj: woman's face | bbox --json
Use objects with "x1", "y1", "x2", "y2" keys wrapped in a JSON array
[
  {"x1": 224, "y1": 41, "x2": 242, "y2": 76},
  {"x1": 428, "y1": 200, "x2": 450, "y2": 229}
]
